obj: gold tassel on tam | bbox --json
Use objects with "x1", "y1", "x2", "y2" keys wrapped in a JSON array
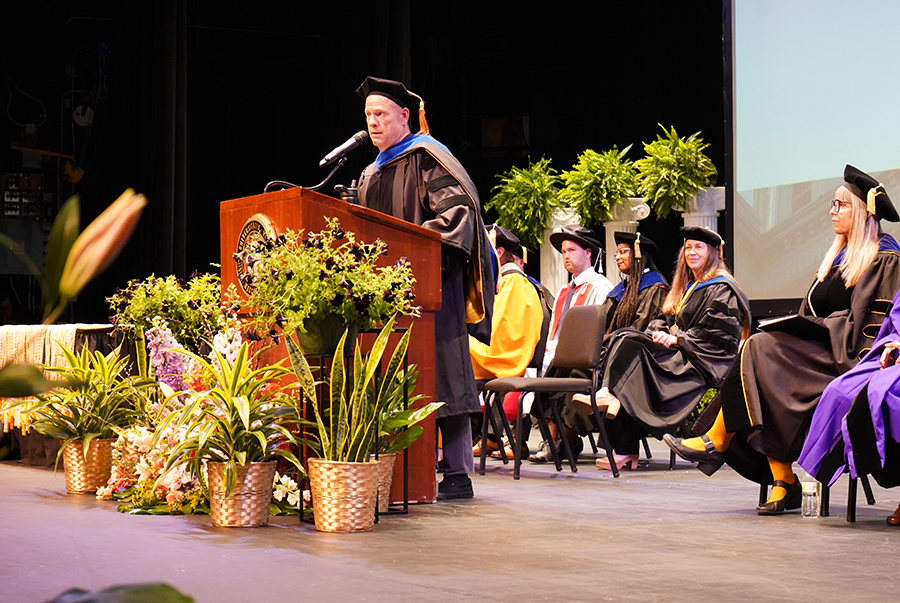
[
  {"x1": 634, "y1": 233, "x2": 642, "y2": 259},
  {"x1": 522, "y1": 248, "x2": 528, "y2": 264},
  {"x1": 867, "y1": 185, "x2": 883, "y2": 216},
  {"x1": 409, "y1": 91, "x2": 429, "y2": 136}
]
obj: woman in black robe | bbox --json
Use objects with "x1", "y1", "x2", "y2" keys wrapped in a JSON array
[
  {"x1": 587, "y1": 227, "x2": 750, "y2": 471},
  {"x1": 666, "y1": 165, "x2": 900, "y2": 515}
]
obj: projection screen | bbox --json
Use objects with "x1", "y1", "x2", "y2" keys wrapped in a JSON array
[{"x1": 733, "y1": 0, "x2": 900, "y2": 300}]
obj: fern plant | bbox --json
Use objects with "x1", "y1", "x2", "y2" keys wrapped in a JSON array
[
  {"x1": 486, "y1": 157, "x2": 562, "y2": 250},
  {"x1": 559, "y1": 145, "x2": 638, "y2": 228},
  {"x1": 635, "y1": 124, "x2": 716, "y2": 219}
]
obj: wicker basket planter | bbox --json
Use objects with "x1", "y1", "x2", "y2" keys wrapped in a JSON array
[
  {"x1": 207, "y1": 461, "x2": 277, "y2": 528},
  {"x1": 62, "y1": 438, "x2": 115, "y2": 494},
  {"x1": 373, "y1": 453, "x2": 398, "y2": 513},
  {"x1": 308, "y1": 458, "x2": 379, "y2": 532}
]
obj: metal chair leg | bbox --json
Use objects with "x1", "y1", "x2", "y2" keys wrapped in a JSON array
[
  {"x1": 821, "y1": 484, "x2": 830, "y2": 517},
  {"x1": 514, "y1": 397, "x2": 523, "y2": 480},
  {"x1": 531, "y1": 394, "x2": 563, "y2": 471},
  {"x1": 861, "y1": 474, "x2": 876, "y2": 505},
  {"x1": 759, "y1": 482, "x2": 768, "y2": 506},
  {"x1": 847, "y1": 478, "x2": 858, "y2": 522},
  {"x1": 479, "y1": 391, "x2": 491, "y2": 475},
  {"x1": 586, "y1": 431, "x2": 598, "y2": 454},
  {"x1": 550, "y1": 397, "x2": 578, "y2": 473},
  {"x1": 641, "y1": 436, "x2": 652, "y2": 460}
]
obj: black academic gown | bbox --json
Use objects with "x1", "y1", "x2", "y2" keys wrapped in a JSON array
[
  {"x1": 358, "y1": 137, "x2": 494, "y2": 418},
  {"x1": 602, "y1": 277, "x2": 751, "y2": 439},
  {"x1": 717, "y1": 247, "x2": 900, "y2": 484}
]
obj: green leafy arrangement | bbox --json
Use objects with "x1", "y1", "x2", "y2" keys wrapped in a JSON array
[
  {"x1": 634, "y1": 124, "x2": 717, "y2": 218},
  {"x1": 559, "y1": 146, "x2": 638, "y2": 228},
  {"x1": 23, "y1": 346, "x2": 154, "y2": 469},
  {"x1": 108, "y1": 272, "x2": 223, "y2": 355},
  {"x1": 486, "y1": 157, "x2": 562, "y2": 250},
  {"x1": 286, "y1": 316, "x2": 414, "y2": 463},
  {"x1": 228, "y1": 218, "x2": 419, "y2": 338},
  {"x1": 153, "y1": 342, "x2": 315, "y2": 498}
]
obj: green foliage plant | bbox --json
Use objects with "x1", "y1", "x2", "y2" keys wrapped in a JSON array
[
  {"x1": 286, "y1": 316, "x2": 412, "y2": 463},
  {"x1": 373, "y1": 364, "x2": 444, "y2": 454},
  {"x1": 486, "y1": 157, "x2": 562, "y2": 250},
  {"x1": 228, "y1": 218, "x2": 419, "y2": 338},
  {"x1": 153, "y1": 342, "x2": 315, "y2": 498},
  {"x1": 634, "y1": 124, "x2": 717, "y2": 219},
  {"x1": 108, "y1": 272, "x2": 223, "y2": 356},
  {"x1": 559, "y1": 146, "x2": 638, "y2": 228},
  {"x1": 22, "y1": 346, "x2": 154, "y2": 469}
]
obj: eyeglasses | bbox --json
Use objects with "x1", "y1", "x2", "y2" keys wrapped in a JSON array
[
  {"x1": 831, "y1": 199, "x2": 853, "y2": 212},
  {"x1": 614, "y1": 248, "x2": 631, "y2": 259}
]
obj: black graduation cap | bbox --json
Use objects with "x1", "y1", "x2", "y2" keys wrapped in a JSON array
[
  {"x1": 843, "y1": 164, "x2": 898, "y2": 222},
  {"x1": 549, "y1": 224, "x2": 601, "y2": 260},
  {"x1": 487, "y1": 224, "x2": 524, "y2": 259},
  {"x1": 356, "y1": 76, "x2": 430, "y2": 135},
  {"x1": 614, "y1": 231, "x2": 657, "y2": 260},
  {"x1": 680, "y1": 226, "x2": 724, "y2": 254}
]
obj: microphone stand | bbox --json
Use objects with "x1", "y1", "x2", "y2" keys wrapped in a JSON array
[
  {"x1": 263, "y1": 155, "x2": 359, "y2": 205},
  {"x1": 262, "y1": 156, "x2": 348, "y2": 195}
]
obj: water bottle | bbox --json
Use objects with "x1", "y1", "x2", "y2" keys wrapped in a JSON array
[{"x1": 801, "y1": 479, "x2": 820, "y2": 518}]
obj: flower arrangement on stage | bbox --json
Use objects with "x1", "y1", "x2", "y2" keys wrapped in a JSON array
[
  {"x1": 97, "y1": 424, "x2": 208, "y2": 515},
  {"x1": 108, "y1": 271, "x2": 224, "y2": 355},
  {"x1": 228, "y1": 217, "x2": 420, "y2": 340}
]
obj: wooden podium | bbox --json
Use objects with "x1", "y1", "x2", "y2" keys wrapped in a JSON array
[{"x1": 220, "y1": 187, "x2": 442, "y2": 503}]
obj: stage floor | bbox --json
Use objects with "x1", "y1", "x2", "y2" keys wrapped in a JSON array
[{"x1": 2, "y1": 433, "x2": 899, "y2": 603}]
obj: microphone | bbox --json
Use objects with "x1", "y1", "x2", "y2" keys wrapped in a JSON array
[{"x1": 319, "y1": 131, "x2": 369, "y2": 167}]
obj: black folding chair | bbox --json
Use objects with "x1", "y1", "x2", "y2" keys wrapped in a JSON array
[{"x1": 483, "y1": 304, "x2": 619, "y2": 478}]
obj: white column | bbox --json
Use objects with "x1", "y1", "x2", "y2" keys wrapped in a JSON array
[{"x1": 680, "y1": 187, "x2": 725, "y2": 233}]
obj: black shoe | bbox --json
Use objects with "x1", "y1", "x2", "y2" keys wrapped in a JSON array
[
  {"x1": 663, "y1": 434, "x2": 724, "y2": 476},
  {"x1": 756, "y1": 475, "x2": 802, "y2": 515},
  {"x1": 437, "y1": 474, "x2": 473, "y2": 501}
]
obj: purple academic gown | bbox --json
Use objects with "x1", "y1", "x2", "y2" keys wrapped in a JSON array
[{"x1": 799, "y1": 285, "x2": 900, "y2": 487}]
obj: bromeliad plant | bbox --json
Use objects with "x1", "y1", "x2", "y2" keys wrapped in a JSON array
[
  {"x1": 634, "y1": 124, "x2": 717, "y2": 219},
  {"x1": 560, "y1": 146, "x2": 639, "y2": 228},
  {"x1": 286, "y1": 315, "x2": 414, "y2": 463},
  {"x1": 23, "y1": 346, "x2": 155, "y2": 469},
  {"x1": 153, "y1": 342, "x2": 315, "y2": 498},
  {"x1": 486, "y1": 157, "x2": 562, "y2": 250}
]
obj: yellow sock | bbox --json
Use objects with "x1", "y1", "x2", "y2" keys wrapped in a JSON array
[
  {"x1": 681, "y1": 410, "x2": 733, "y2": 452},
  {"x1": 766, "y1": 457, "x2": 795, "y2": 504}
]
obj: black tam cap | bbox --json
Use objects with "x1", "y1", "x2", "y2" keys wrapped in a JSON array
[
  {"x1": 614, "y1": 231, "x2": 657, "y2": 260},
  {"x1": 843, "y1": 164, "x2": 898, "y2": 222},
  {"x1": 680, "y1": 226, "x2": 724, "y2": 251},
  {"x1": 549, "y1": 224, "x2": 601, "y2": 260},
  {"x1": 488, "y1": 224, "x2": 525, "y2": 260},
  {"x1": 356, "y1": 76, "x2": 415, "y2": 110}
]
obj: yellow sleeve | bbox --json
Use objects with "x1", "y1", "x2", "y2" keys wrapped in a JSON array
[{"x1": 469, "y1": 273, "x2": 544, "y2": 380}]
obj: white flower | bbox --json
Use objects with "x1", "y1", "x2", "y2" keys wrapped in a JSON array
[{"x1": 273, "y1": 472, "x2": 299, "y2": 506}]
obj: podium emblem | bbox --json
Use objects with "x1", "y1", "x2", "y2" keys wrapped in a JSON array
[{"x1": 234, "y1": 213, "x2": 276, "y2": 293}]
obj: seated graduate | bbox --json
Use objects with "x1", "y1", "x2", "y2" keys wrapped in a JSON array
[
  {"x1": 470, "y1": 225, "x2": 548, "y2": 459},
  {"x1": 529, "y1": 224, "x2": 612, "y2": 463},
  {"x1": 587, "y1": 226, "x2": 750, "y2": 472},
  {"x1": 602, "y1": 231, "x2": 669, "y2": 334},
  {"x1": 564, "y1": 230, "x2": 669, "y2": 460},
  {"x1": 667, "y1": 165, "x2": 900, "y2": 515},
  {"x1": 799, "y1": 284, "x2": 900, "y2": 525}
]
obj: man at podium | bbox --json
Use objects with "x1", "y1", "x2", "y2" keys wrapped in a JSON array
[{"x1": 355, "y1": 76, "x2": 495, "y2": 501}]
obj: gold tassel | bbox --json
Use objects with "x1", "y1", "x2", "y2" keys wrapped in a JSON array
[
  {"x1": 522, "y1": 247, "x2": 528, "y2": 264},
  {"x1": 634, "y1": 233, "x2": 642, "y2": 259},
  {"x1": 409, "y1": 91, "x2": 429, "y2": 136},
  {"x1": 867, "y1": 184, "x2": 883, "y2": 216}
]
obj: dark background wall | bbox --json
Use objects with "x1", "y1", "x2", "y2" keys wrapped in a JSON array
[{"x1": 0, "y1": 1, "x2": 725, "y2": 323}]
